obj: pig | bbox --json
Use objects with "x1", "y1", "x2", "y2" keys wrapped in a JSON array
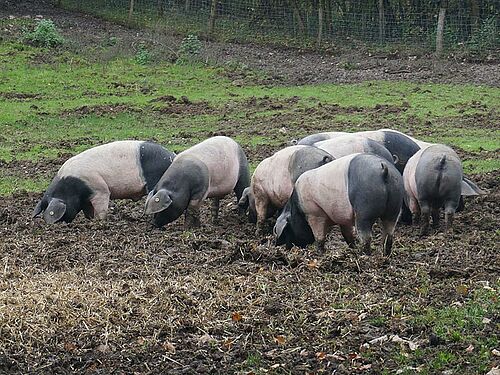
[
  {"x1": 314, "y1": 134, "x2": 395, "y2": 163},
  {"x1": 295, "y1": 131, "x2": 348, "y2": 146},
  {"x1": 144, "y1": 136, "x2": 250, "y2": 229},
  {"x1": 238, "y1": 145, "x2": 334, "y2": 234},
  {"x1": 32, "y1": 141, "x2": 176, "y2": 224},
  {"x1": 274, "y1": 153, "x2": 404, "y2": 255},
  {"x1": 403, "y1": 144, "x2": 484, "y2": 235}
]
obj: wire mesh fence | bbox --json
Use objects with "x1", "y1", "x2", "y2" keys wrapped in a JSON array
[{"x1": 59, "y1": 0, "x2": 499, "y2": 53}]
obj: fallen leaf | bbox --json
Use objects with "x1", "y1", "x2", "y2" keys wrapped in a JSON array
[
  {"x1": 274, "y1": 335, "x2": 286, "y2": 345},
  {"x1": 368, "y1": 335, "x2": 389, "y2": 345},
  {"x1": 163, "y1": 341, "x2": 176, "y2": 354},
  {"x1": 96, "y1": 344, "x2": 109, "y2": 353},
  {"x1": 456, "y1": 284, "x2": 469, "y2": 295},
  {"x1": 348, "y1": 352, "x2": 361, "y2": 360},
  {"x1": 357, "y1": 364, "x2": 372, "y2": 371},
  {"x1": 307, "y1": 259, "x2": 319, "y2": 269},
  {"x1": 330, "y1": 352, "x2": 347, "y2": 361},
  {"x1": 492, "y1": 349, "x2": 500, "y2": 357},
  {"x1": 316, "y1": 352, "x2": 327, "y2": 360},
  {"x1": 465, "y1": 344, "x2": 474, "y2": 353},
  {"x1": 482, "y1": 317, "x2": 492, "y2": 324},
  {"x1": 223, "y1": 338, "x2": 234, "y2": 350},
  {"x1": 64, "y1": 342, "x2": 77, "y2": 352},
  {"x1": 231, "y1": 312, "x2": 242, "y2": 322},
  {"x1": 358, "y1": 312, "x2": 368, "y2": 321},
  {"x1": 270, "y1": 363, "x2": 281, "y2": 369}
]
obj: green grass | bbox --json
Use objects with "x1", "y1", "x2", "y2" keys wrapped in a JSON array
[{"x1": 0, "y1": 32, "x2": 499, "y2": 195}]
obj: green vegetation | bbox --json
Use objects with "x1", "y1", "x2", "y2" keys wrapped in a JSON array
[
  {"x1": 0, "y1": 22, "x2": 498, "y2": 196},
  {"x1": 23, "y1": 19, "x2": 64, "y2": 48}
]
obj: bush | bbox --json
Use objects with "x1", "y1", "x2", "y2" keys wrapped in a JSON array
[
  {"x1": 24, "y1": 19, "x2": 64, "y2": 48},
  {"x1": 135, "y1": 44, "x2": 152, "y2": 65},
  {"x1": 177, "y1": 34, "x2": 202, "y2": 63}
]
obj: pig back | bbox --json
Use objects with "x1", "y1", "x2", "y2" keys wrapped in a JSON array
[
  {"x1": 58, "y1": 141, "x2": 145, "y2": 199},
  {"x1": 296, "y1": 154, "x2": 357, "y2": 226}
]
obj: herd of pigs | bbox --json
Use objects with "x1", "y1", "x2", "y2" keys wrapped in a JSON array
[{"x1": 32, "y1": 128, "x2": 485, "y2": 255}]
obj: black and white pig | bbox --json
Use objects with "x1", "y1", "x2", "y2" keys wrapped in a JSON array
[
  {"x1": 237, "y1": 145, "x2": 333, "y2": 234},
  {"x1": 403, "y1": 144, "x2": 484, "y2": 235},
  {"x1": 33, "y1": 140, "x2": 176, "y2": 224},
  {"x1": 314, "y1": 134, "x2": 395, "y2": 163},
  {"x1": 295, "y1": 131, "x2": 347, "y2": 146},
  {"x1": 274, "y1": 153, "x2": 404, "y2": 255},
  {"x1": 144, "y1": 136, "x2": 250, "y2": 229}
]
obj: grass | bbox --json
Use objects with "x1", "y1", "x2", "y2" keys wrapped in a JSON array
[{"x1": 0, "y1": 21, "x2": 499, "y2": 196}]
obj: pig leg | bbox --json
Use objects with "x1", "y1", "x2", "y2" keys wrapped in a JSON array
[
  {"x1": 408, "y1": 196, "x2": 421, "y2": 224},
  {"x1": 444, "y1": 211, "x2": 454, "y2": 233},
  {"x1": 381, "y1": 219, "x2": 397, "y2": 256},
  {"x1": 308, "y1": 215, "x2": 331, "y2": 253},
  {"x1": 431, "y1": 207, "x2": 440, "y2": 229},
  {"x1": 355, "y1": 218, "x2": 374, "y2": 255},
  {"x1": 90, "y1": 191, "x2": 111, "y2": 220},
  {"x1": 419, "y1": 203, "x2": 431, "y2": 236},
  {"x1": 211, "y1": 198, "x2": 220, "y2": 224},
  {"x1": 254, "y1": 196, "x2": 270, "y2": 236},
  {"x1": 185, "y1": 201, "x2": 202, "y2": 229},
  {"x1": 340, "y1": 225, "x2": 356, "y2": 249}
]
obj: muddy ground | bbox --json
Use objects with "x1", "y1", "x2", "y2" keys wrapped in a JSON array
[
  {"x1": 1, "y1": 0, "x2": 499, "y2": 87},
  {"x1": 0, "y1": 154, "x2": 499, "y2": 374}
]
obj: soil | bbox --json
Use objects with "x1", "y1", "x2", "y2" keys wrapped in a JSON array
[
  {"x1": 1, "y1": 0, "x2": 499, "y2": 87},
  {"x1": 0, "y1": 1, "x2": 499, "y2": 374}
]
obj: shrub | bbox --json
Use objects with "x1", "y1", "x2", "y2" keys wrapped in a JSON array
[
  {"x1": 135, "y1": 44, "x2": 151, "y2": 65},
  {"x1": 24, "y1": 19, "x2": 64, "y2": 48},
  {"x1": 177, "y1": 34, "x2": 202, "y2": 63}
]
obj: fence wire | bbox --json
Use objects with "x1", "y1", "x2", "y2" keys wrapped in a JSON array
[{"x1": 61, "y1": 0, "x2": 499, "y2": 52}]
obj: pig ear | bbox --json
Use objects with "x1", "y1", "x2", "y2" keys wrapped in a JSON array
[
  {"x1": 274, "y1": 212, "x2": 290, "y2": 239},
  {"x1": 461, "y1": 177, "x2": 486, "y2": 196},
  {"x1": 238, "y1": 187, "x2": 251, "y2": 209},
  {"x1": 322, "y1": 155, "x2": 334, "y2": 163},
  {"x1": 145, "y1": 189, "x2": 172, "y2": 214},
  {"x1": 43, "y1": 198, "x2": 66, "y2": 224},
  {"x1": 392, "y1": 154, "x2": 400, "y2": 165},
  {"x1": 32, "y1": 200, "x2": 45, "y2": 218}
]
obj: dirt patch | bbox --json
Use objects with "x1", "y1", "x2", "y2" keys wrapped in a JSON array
[
  {"x1": 0, "y1": 151, "x2": 498, "y2": 374},
  {"x1": 149, "y1": 95, "x2": 216, "y2": 116},
  {"x1": 0, "y1": 92, "x2": 40, "y2": 100},
  {"x1": 61, "y1": 103, "x2": 140, "y2": 118}
]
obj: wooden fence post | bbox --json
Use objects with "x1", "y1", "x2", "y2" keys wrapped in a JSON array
[
  {"x1": 435, "y1": 0, "x2": 447, "y2": 57},
  {"x1": 317, "y1": 0, "x2": 324, "y2": 48},
  {"x1": 378, "y1": 0, "x2": 385, "y2": 43},
  {"x1": 208, "y1": 0, "x2": 218, "y2": 36},
  {"x1": 128, "y1": 0, "x2": 135, "y2": 22}
]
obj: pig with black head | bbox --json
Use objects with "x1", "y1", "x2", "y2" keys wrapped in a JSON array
[
  {"x1": 294, "y1": 131, "x2": 347, "y2": 146},
  {"x1": 275, "y1": 153, "x2": 404, "y2": 255},
  {"x1": 238, "y1": 145, "x2": 333, "y2": 235},
  {"x1": 403, "y1": 144, "x2": 484, "y2": 235},
  {"x1": 145, "y1": 136, "x2": 250, "y2": 229},
  {"x1": 33, "y1": 141, "x2": 176, "y2": 224}
]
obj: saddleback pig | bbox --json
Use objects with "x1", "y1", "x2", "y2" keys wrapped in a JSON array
[
  {"x1": 314, "y1": 134, "x2": 395, "y2": 163},
  {"x1": 274, "y1": 153, "x2": 404, "y2": 255},
  {"x1": 238, "y1": 145, "x2": 333, "y2": 234},
  {"x1": 403, "y1": 144, "x2": 484, "y2": 235},
  {"x1": 144, "y1": 136, "x2": 250, "y2": 229},
  {"x1": 33, "y1": 140, "x2": 176, "y2": 223}
]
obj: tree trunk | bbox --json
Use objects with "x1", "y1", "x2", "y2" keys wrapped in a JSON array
[
  {"x1": 317, "y1": 0, "x2": 325, "y2": 48},
  {"x1": 128, "y1": 0, "x2": 135, "y2": 22},
  {"x1": 208, "y1": 0, "x2": 218, "y2": 37},
  {"x1": 435, "y1": 0, "x2": 447, "y2": 57},
  {"x1": 378, "y1": 0, "x2": 385, "y2": 43}
]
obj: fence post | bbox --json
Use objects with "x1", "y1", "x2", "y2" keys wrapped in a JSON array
[
  {"x1": 208, "y1": 0, "x2": 218, "y2": 37},
  {"x1": 317, "y1": 0, "x2": 324, "y2": 48},
  {"x1": 435, "y1": 0, "x2": 447, "y2": 57},
  {"x1": 128, "y1": 0, "x2": 135, "y2": 22},
  {"x1": 378, "y1": 0, "x2": 385, "y2": 43}
]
